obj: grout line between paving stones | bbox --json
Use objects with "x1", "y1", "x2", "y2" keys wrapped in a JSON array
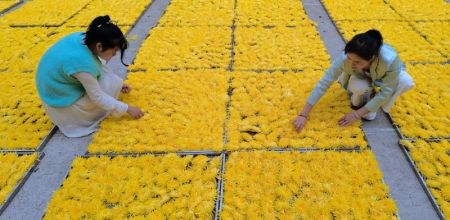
[
  {"x1": 228, "y1": 0, "x2": 237, "y2": 72},
  {"x1": 409, "y1": 61, "x2": 450, "y2": 65},
  {"x1": 0, "y1": 152, "x2": 45, "y2": 215},
  {"x1": 0, "y1": 0, "x2": 23, "y2": 16},
  {"x1": 384, "y1": 112, "x2": 450, "y2": 141},
  {"x1": 83, "y1": 151, "x2": 223, "y2": 158},
  {"x1": 0, "y1": 126, "x2": 57, "y2": 154},
  {"x1": 150, "y1": 67, "x2": 311, "y2": 72},
  {"x1": 0, "y1": 150, "x2": 34, "y2": 154},
  {"x1": 383, "y1": 112, "x2": 406, "y2": 140},
  {"x1": 222, "y1": 77, "x2": 233, "y2": 147},
  {"x1": 214, "y1": 152, "x2": 226, "y2": 220},
  {"x1": 35, "y1": 126, "x2": 58, "y2": 152},
  {"x1": 83, "y1": 146, "x2": 365, "y2": 158}
]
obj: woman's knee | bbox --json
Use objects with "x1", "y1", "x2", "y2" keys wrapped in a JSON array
[
  {"x1": 398, "y1": 71, "x2": 414, "y2": 92},
  {"x1": 348, "y1": 76, "x2": 373, "y2": 94},
  {"x1": 99, "y1": 73, "x2": 123, "y2": 96}
]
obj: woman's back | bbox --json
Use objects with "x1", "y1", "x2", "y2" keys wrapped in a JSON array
[{"x1": 36, "y1": 32, "x2": 102, "y2": 108}]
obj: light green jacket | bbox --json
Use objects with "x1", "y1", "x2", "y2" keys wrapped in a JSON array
[{"x1": 307, "y1": 44, "x2": 404, "y2": 112}]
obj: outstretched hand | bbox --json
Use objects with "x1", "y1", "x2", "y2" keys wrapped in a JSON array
[
  {"x1": 292, "y1": 115, "x2": 308, "y2": 132},
  {"x1": 121, "y1": 84, "x2": 131, "y2": 94},
  {"x1": 338, "y1": 111, "x2": 360, "y2": 126}
]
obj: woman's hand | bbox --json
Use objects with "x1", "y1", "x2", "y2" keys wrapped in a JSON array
[
  {"x1": 338, "y1": 111, "x2": 360, "y2": 126},
  {"x1": 121, "y1": 84, "x2": 131, "y2": 93},
  {"x1": 127, "y1": 106, "x2": 144, "y2": 119},
  {"x1": 292, "y1": 115, "x2": 308, "y2": 132}
]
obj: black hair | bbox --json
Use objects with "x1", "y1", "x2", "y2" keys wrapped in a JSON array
[
  {"x1": 344, "y1": 29, "x2": 383, "y2": 61},
  {"x1": 84, "y1": 15, "x2": 128, "y2": 66}
]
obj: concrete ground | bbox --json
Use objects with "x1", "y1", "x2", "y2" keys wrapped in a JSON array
[{"x1": 0, "y1": 0, "x2": 442, "y2": 219}]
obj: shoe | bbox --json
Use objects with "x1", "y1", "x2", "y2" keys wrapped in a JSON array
[{"x1": 362, "y1": 111, "x2": 377, "y2": 121}]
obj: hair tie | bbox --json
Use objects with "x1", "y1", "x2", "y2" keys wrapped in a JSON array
[{"x1": 97, "y1": 20, "x2": 111, "y2": 28}]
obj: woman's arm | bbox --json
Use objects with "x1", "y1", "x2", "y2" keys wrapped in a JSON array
[
  {"x1": 364, "y1": 57, "x2": 402, "y2": 112},
  {"x1": 73, "y1": 72, "x2": 128, "y2": 117},
  {"x1": 293, "y1": 53, "x2": 346, "y2": 132}
]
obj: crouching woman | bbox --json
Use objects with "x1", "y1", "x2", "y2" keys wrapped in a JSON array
[{"x1": 36, "y1": 15, "x2": 144, "y2": 137}]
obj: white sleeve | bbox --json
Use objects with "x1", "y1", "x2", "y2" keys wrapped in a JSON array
[{"x1": 73, "y1": 72, "x2": 128, "y2": 117}]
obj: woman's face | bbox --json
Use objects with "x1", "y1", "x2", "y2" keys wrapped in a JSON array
[
  {"x1": 347, "y1": 53, "x2": 372, "y2": 72},
  {"x1": 95, "y1": 43, "x2": 119, "y2": 61},
  {"x1": 98, "y1": 47, "x2": 119, "y2": 61}
]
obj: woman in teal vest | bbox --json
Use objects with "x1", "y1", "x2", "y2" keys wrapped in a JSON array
[
  {"x1": 36, "y1": 15, "x2": 144, "y2": 137},
  {"x1": 293, "y1": 30, "x2": 414, "y2": 131}
]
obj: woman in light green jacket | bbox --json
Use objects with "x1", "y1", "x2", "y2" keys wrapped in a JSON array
[{"x1": 293, "y1": 29, "x2": 414, "y2": 131}]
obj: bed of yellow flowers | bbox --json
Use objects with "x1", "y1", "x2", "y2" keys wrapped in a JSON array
[
  {"x1": 0, "y1": 0, "x2": 146, "y2": 151},
  {"x1": 385, "y1": 0, "x2": 450, "y2": 21},
  {"x1": 44, "y1": 154, "x2": 221, "y2": 219},
  {"x1": 129, "y1": 27, "x2": 231, "y2": 71},
  {"x1": 391, "y1": 64, "x2": 450, "y2": 139},
  {"x1": 5, "y1": 27, "x2": 88, "y2": 72},
  {"x1": 235, "y1": 0, "x2": 312, "y2": 26},
  {"x1": 0, "y1": 0, "x2": 19, "y2": 13},
  {"x1": 158, "y1": 0, "x2": 233, "y2": 26},
  {"x1": 222, "y1": 151, "x2": 397, "y2": 219},
  {"x1": 336, "y1": 21, "x2": 445, "y2": 63},
  {"x1": 81, "y1": 0, "x2": 396, "y2": 218},
  {"x1": 401, "y1": 140, "x2": 450, "y2": 217},
  {"x1": 6, "y1": 0, "x2": 450, "y2": 218},
  {"x1": 88, "y1": 71, "x2": 229, "y2": 153},
  {"x1": 322, "y1": 0, "x2": 450, "y2": 216},
  {"x1": 0, "y1": 27, "x2": 56, "y2": 72},
  {"x1": 0, "y1": 153, "x2": 37, "y2": 205},
  {"x1": 233, "y1": 26, "x2": 330, "y2": 70},
  {"x1": 411, "y1": 21, "x2": 450, "y2": 57},
  {"x1": 226, "y1": 71, "x2": 367, "y2": 150},
  {"x1": 0, "y1": 0, "x2": 91, "y2": 26},
  {"x1": 64, "y1": 0, "x2": 153, "y2": 27},
  {"x1": 0, "y1": 74, "x2": 53, "y2": 149},
  {"x1": 321, "y1": 0, "x2": 402, "y2": 21}
]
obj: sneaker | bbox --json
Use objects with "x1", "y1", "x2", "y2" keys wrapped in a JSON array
[{"x1": 362, "y1": 111, "x2": 377, "y2": 121}]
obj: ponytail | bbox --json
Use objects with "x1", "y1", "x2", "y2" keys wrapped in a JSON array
[
  {"x1": 344, "y1": 29, "x2": 383, "y2": 61},
  {"x1": 365, "y1": 29, "x2": 383, "y2": 51},
  {"x1": 84, "y1": 15, "x2": 128, "y2": 66}
]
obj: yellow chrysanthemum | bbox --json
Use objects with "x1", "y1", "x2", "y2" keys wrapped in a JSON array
[
  {"x1": 391, "y1": 64, "x2": 450, "y2": 139},
  {"x1": 64, "y1": 0, "x2": 152, "y2": 26},
  {"x1": 158, "y1": 0, "x2": 234, "y2": 26},
  {"x1": 233, "y1": 26, "x2": 330, "y2": 70},
  {"x1": 0, "y1": 0, "x2": 91, "y2": 26},
  {"x1": 0, "y1": 153, "x2": 38, "y2": 204},
  {"x1": 321, "y1": 0, "x2": 402, "y2": 21},
  {"x1": 336, "y1": 21, "x2": 446, "y2": 62},
  {"x1": 129, "y1": 27, "x2": 231, "y2": 71},
  {"x1": 401, "y1": 140, "x2": 450, "y2": 217},
  {"x1": 44, "y1": 154, "x2": 221, "y2": 219},
  {"x1": 236, "y1": 0, "x2": 314, "y2": 26},
  {"x1": 222, "y1": 151, "x2": 397, "y2": 219},
  {"x1": 88, "y1": 70, "x2": 229, "y2": 153},
  {"x1": 0, "y1": 73, "x2": 53, "y2": 149},
  {"x1": 226, "y1": 71, "x2": 367, "y2": 150}
]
